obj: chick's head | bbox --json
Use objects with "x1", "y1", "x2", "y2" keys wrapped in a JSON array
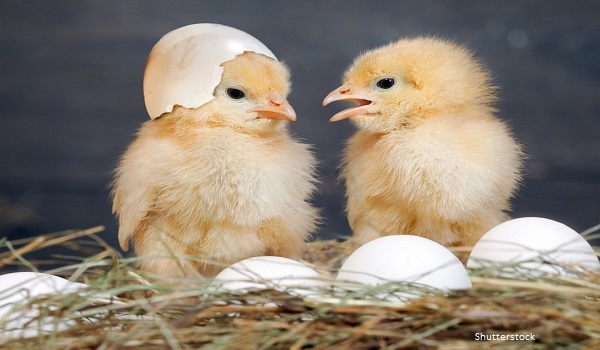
[
  {"x1": 201, "y1": 51, "x2": 295, "y2": 134},
  {"x1": 323, "y1": 37, "x2": 497, "y2": 133}
]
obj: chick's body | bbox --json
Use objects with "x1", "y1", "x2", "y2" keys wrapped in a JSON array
[
  {"x1": 324, "y1": 37, "x2": 523, "y2": 247},
  {"x1": 113, "y1": 52, "x2": 318, "y2": 277}
]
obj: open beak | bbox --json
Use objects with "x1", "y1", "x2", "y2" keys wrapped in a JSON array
[
  {"x1": 251, "y1": 91, "x2": 297, "y2": 122},
  {"x1": 322, "y1": 83, "x2": 372, "y2": 122}
]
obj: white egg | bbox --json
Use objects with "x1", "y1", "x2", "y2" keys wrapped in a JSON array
[
  {"x1": 335, "y1": 235, "x2": 472, "y2": 303},
  {"x1": 210, "y1": 256, "x2": 328, "y2": 298},
  {"x1": 467, "y1": 217, "x2": 600, "y2": 278},
  {"x1": 144, "y1": 23, "x2": 276, "y2": 119},
  {"x1": 0, "y1": 272, "x2": 88, "y2": 342}
]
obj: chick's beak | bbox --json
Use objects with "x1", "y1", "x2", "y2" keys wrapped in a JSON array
[
  {"x1": 251, "y1": 91, "x2": 297, "y2": 122},
  {"x1": 322, "y1": 83, "x2": 373, "y2": 122}
]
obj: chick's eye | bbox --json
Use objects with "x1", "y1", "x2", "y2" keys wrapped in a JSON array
[
  {"x1": 376, "y1": 78, "x2": 396, "y2": 90},
  {"x1": 226, "y1": 88, "x2": 246, "y2": 100}
]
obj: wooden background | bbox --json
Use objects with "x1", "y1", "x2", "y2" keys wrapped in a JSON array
[{"x1": 1, "y1": 1, "x2": 599, "y2": 253}]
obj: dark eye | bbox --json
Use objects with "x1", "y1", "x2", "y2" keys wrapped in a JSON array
[
  {"x1": 226, "y1": 88, "x2": 245, "y2": 100},
  {"x1": 376, "y1": 78, "x2": 395, "y2": 90}
]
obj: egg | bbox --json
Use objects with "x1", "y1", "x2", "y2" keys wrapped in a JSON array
[
  {"x1": 210, "y1": 256, "x2": 328, "y2": 298},
  {"x1": 0, "y1": 272, "x2": 130, "y2": 343},
  {"x1": 143, "y1": 23, "x2": 276, "y2": 119},
  {"x1": 335, "y1": 235, "x2": 472, "y2": 303},
  {"x1": 467, "y1": 217, "x2": 600, "y2": 278},
  {"x1": 0, "y1": 272, "x2": 88, "y2": 341}
]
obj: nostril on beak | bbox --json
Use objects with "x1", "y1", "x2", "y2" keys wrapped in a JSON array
[
  {"x1": 339, "y1": 85, "x2": 353, "y2": 94},
  {"x1": 268, "y1": 91, "x2": 285, "y2": 107}
]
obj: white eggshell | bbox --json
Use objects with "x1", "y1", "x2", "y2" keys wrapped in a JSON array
[
  {"x1": 467, "y1": 217, "x2": 600, "y2": 278},
  {"x1": 0, "y1": 272, "x2": 88, "y2": 341},
  {"x1": 335, "y1": 235, "x2": 472, "y2": 303},
  {"x1": 144, "y1": 23, "x2": 276, "y2": 119},
  {"x1": 210, "y1": 256, "x2": 328, "y2": 298}
]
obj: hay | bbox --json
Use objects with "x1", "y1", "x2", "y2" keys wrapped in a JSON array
[{"x1": 1, "y1": 226, "x2": 599, "y2": 349}]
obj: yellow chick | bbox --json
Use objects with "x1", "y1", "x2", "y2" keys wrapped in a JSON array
[
  {"x1": 113, "y1": 51, "x2": 319, "y2": 278},
  {"x1": 323, "y1": 37, "x2": 524, "y2": 248}
]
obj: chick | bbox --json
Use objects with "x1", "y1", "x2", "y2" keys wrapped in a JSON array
[
  {"x1": 323, "y1": 37, "x2": 524, "y2": 248},
  {"x1": 113, "y1": 52, "x2": 319, "y2": 278}
]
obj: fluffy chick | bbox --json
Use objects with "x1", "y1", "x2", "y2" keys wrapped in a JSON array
[
  {"x1": 113, "y1": 52, "x2": 319, "y2": 278},
  {"x1": 323, "y1": 37, "x2": 524, "y2": 248}
]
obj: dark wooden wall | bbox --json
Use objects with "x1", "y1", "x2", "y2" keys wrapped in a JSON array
[{"x1": 1, "y1": 1, "x2": 599, "y2": 254}]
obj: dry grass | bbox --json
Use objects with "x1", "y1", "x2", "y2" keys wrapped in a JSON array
[{"x1": 1, "y1": 226, "x2": 599, "y2": 349}]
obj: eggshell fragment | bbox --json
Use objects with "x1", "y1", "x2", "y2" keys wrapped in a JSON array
[
  {"x1": 210, "y1": 256, "x2": 328, "y2": 298},
  {"x1": 144, "y1": 23, "x2": 276, "y2": 119},
  {"x1": 335, "y1": 235, "x2": 472, "y2": 303},
  {"x1": 467, "y1": 217, "x2": 600, "y2": 278}
]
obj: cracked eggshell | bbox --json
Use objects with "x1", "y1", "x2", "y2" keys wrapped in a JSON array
[
  {"x1": 467, "y1": 217, "x2": 600, "y2": 278},
  {"x1": 144, "y1": 23, "x2": 276, "y2": 119}
]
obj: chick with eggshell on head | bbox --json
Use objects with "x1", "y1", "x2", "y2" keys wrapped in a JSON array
[
  {"x1": 143, "y1": 23, "x2": 280, "y2": 120},
  {"x1": 113, "y1": 24, "x2": 319, "y2": 278}
]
